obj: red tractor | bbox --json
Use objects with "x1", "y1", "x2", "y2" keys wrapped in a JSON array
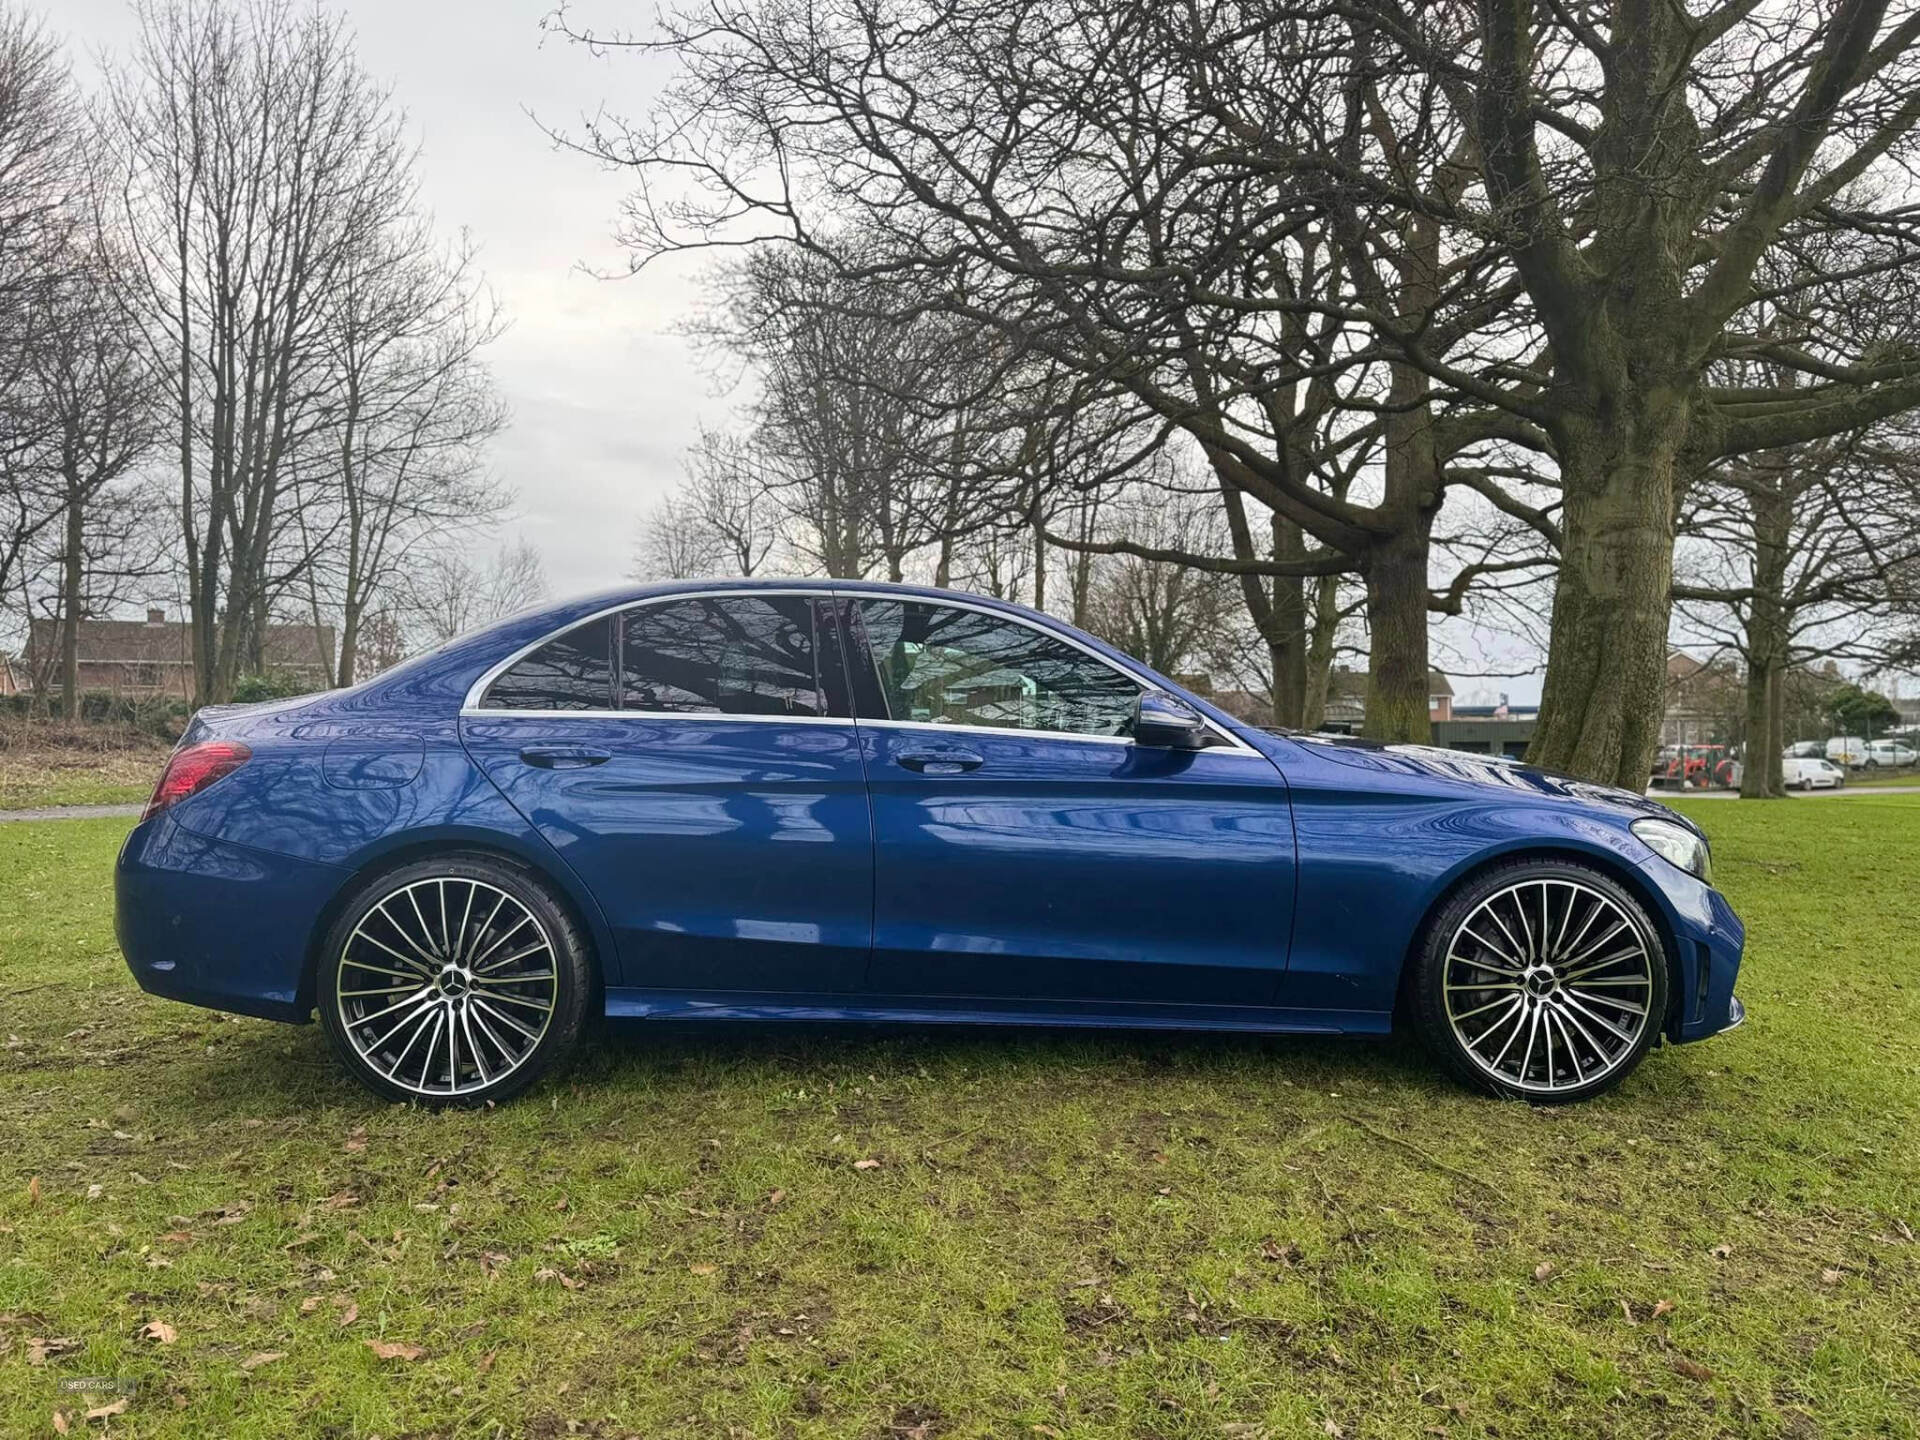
[{"x1": 1653, "y1": 744, "x2": 1738, "y2": 790}]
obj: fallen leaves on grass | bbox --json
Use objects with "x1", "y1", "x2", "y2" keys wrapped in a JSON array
[
  {"x1": 27, "y1": 1336, "x2": 80, "y2": 1365},
  {"x1": 83, "y1": 1397, "x2": 128, "y2": 1422},
  {"x1": 1820, "y1": 1267, "x2": 1844, "y2": 1285},
  {"x1": 689, "y1": 1263, "x2": 717, "y2": 1276},
  {"x1": 138, "y1": 1319, "x2": 177, "y2": 1345},
  {"x1": 1532, "y1": 1261, "x2": 1555, "y2": 1282},
  {"x1": 241, "y1": 1351, "x2": 285, "y2": 1370},
  {"x1": 766, "y1": 1188, "x2": 787, "y2": 1208},
  {"x1": 51, "y1": 1411, "x2": 69, "y2": 1435},
  {"x1": 1709, "y1": 1242, "x2": 1732, "y2": 1259},
  {"x1": 26, "y1": 1176, "x2": 39, "y2": 1204},
  {"x1": 1671, "y1": 1356, "x2": 1715, "y2": 1382},
  {"x1": 1652, "y1": 1299, "x2": 1675, "y2": 1319},
  {"x1": 853, "y1": 1158, "x2": 882, "y2": 1171},
  {"x1": 364, "y1": 1339, "x2": 425, "y2": 1361}
]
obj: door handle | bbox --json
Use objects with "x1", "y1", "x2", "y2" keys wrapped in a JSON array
[
  {"x1": 895, "y1": 747, "x2": 984, "y2": 775},
  {"x1": 519, "y1": 745, "x2": 612, "y2": 769}
]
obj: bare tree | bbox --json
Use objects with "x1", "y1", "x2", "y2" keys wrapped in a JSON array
[
  {"x1": 0, "y1": 5, "x2": 78, "y2": 620},
  {"x1": 105, "y1": 0, "x2": 425, "y2": 703},
  {"x1": 633, "y1": 427, "x2": 783, "y2": 580},
  {"x1": 1677, "y1": 422, "x2": 1920, "y2": 796},
  {"x1": 1080, "y1": 488, "x2": 1240, "y2": 679},
  {"x1": 296, "y1": 225, "x2": 509, "y2": 685},
  {"x1": 689, "y1": 246, "x2": 984, "y2": 582},
  {"x1": 19, "y1": 233, "x2": 164, "y2": 702},
  {"x1": 549, "y1": 2, "x2": 1549, "y2": 741},
  {"x1": 400, "y1": 538, "x2": 547, "y2": 648},
  {"x1": 555, "y1": 1, "x2": 1920, "y2": 781}
]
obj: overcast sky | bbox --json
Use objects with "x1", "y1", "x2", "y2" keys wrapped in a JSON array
[{"x1": 59, "y1": 0, "x2": 721, "y2": 604}]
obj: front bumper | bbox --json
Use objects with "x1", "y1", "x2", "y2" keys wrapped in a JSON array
[
  {"x1": 1636, "y1": 854, "x2": 1746, "y2": 1043},
  {"x1": 117, "y1": 814, "x2": 346, "y2": 1024}
]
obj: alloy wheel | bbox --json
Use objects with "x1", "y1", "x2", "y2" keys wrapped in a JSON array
[
  {"x1": 333, "y1": 877, "x2": 558, "y2": 1098},
  {"x1": 1442, "y1": 878, "x2": 1655, "y2": 1096}
]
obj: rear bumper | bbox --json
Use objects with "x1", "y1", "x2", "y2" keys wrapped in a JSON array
[{"x1": 116, "y1": 814, "x2": 347, "y2": 1024}]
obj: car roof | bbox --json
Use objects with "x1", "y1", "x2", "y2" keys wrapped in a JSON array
[{"x1": 340, "y1": 576, "x2": 1219, "y2": 725}]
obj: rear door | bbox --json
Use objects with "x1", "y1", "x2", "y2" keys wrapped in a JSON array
[
  {"x1": 460, "y1": 590, "x2": 873, "y2": 994},
  {"x1": 844, "y1": 596, "x2": 1297, "y2": 1007}
]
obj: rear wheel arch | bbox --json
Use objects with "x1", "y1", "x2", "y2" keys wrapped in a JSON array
[{"x1": 298, "y1": 836, "x2": 607, "y2": 1020}]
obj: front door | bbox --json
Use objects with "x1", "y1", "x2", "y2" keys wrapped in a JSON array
[
  {"x1": 460, "y1": 591, "x2": 873, "y2": 994},
  {"x1": 844, "y1": 596, "x2": 1296, "y2": 1007}
]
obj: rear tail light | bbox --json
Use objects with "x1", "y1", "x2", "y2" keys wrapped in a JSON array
[{"x1": 143, "y1": 740, "x2": 252, "y2": 821}]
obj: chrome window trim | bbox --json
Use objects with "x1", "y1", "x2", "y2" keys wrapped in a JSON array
[
  {"x1": 465, "y1": 708, "x2": 856, "y2": 727},
  {"x1": 459, "y1": 584, "x2": 1258, "y2": 755},
  {"x1": 460, "y1": 586, "x2": 834, "y2": 715}
]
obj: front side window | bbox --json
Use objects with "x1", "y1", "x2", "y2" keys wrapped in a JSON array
[
  {"x1": 479, "y1": 615, "x2": 614, "y2": 710},
  {"x1": 851, "y1": 599, "x2": 1140, "y2": 737},
  {"x1": 620, "y1": 595, "x2": 829, "y2": 717}
]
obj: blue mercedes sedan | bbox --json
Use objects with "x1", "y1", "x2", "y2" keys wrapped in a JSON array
[{"x1": 116, "y1": 580, "x2": 1745, "y2": 1106}]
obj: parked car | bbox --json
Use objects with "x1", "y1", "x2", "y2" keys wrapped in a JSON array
[
  {"x1": 1783, "y1": 756, "x2": 1846, "y2": 790},
  {"x1": 1785, "y1": 740, "x2": 1826, "y2": 760},
  {"x1": 118, "y1": 581, "x2": 1747, "y2": 1106},
  {"x1": 1827, "y1": 736, "x2": 1870, "y2": 768},
  {"x1": 1864, "y1": 739, "x2": 1917, "y2": 769}
]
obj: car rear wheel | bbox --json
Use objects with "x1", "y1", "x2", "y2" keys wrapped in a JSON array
[
  {"x1": 316, "y1": 854, "x2": 593, "y2": 1106},
  {"x1": 1409, "y1": 859, "x2": 1670, "y2": 1104}
]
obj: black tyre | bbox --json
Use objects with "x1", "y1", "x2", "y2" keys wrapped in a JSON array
[
  {"x1": 316, "y1": 852, "x2": 593, "y2": 1106},
  {"x1": 1408, "y1": 858, "x2": 1670, "y2": 1104}
]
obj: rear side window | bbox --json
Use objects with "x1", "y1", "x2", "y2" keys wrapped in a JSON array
[
  {"x1": 479, "y1": 616, "x2": 614, "y2": 710},
  {"x1": 619, "y1": 595, "x2": 833, "y2": 717}
]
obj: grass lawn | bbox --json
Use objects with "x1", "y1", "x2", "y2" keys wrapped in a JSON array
[
  {"x1": 0, "y1": 740, "x2": 168, "y2": 811},
  {"x1": 2, "y1": 800, "x2": 1916, "y2": 1438},
  {"x1": 1844, "y1": 770, "x2": 1920, "y2": 789}
]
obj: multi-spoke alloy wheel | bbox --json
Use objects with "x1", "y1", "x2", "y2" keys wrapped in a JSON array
[
  {"x1": 317, "y1": 856, "x2": 591, "y2": 1105},
  {"x1": 1411, "y1": 861, "x2": 1670, "y2": 1103}
]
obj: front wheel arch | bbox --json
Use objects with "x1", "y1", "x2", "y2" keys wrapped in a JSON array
[{"x1": 1396, "y1": 845, "x2": 1685, "y2": 1042}]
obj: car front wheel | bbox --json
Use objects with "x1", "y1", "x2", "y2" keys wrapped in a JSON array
[
  {"x1": 1408, "y1": 859, "x2": 1670, "y2": 1103},
  {"x1": 316, "y1": 853, "x2": 593, "y2": 1106}
]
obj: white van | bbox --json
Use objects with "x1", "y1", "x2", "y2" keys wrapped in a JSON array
[
  {"x1": 1783, "y1": 756, "x2": 1845, "y2": 790},
  {"x1": 1826, "y1": 736, "x2": 1869, "y2": 768}
]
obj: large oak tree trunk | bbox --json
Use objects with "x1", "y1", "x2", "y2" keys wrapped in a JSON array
[
  {"x1": 1528, "y1": 404, "x2": 1688, "y2": 788},
  {"x1": 1266, "y1": 514, "x2": 1308, "y2": 727},
  {"x1": 1360, "y1": 526, "x2": 1433, "y2": 744},
  {"x1": 1738, "y1": 480, "x2": 1792, "y2": 797},
  {"x1": 1360, "y1": 366, "x2": 1441, "y2": 744}
]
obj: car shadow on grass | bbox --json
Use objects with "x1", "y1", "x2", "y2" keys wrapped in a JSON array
[{"x1": 163, "y1": 1011, "x2": 1458, "y2": 1123}]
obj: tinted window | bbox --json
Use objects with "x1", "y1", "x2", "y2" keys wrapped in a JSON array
[
  {"x1": 620, "y1": 595, "x2": 830, "y2": 717},
  {"x1": 480, "y1": 616, "x2": 614, "y2": 710},
  {"x1": 852, "y1": 600, "x2": 1140, "y2": 737}
]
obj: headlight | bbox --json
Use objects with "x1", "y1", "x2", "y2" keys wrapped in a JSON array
[{"x1": 1632, "y1": 817, "x2": 1712, "y2": 884}]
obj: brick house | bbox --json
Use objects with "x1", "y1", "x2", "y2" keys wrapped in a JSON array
[{"x1": 24, "y1": 608, "x2": 335, "y2": 698}]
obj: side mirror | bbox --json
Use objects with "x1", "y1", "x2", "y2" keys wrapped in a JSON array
[{"x1": 1132, "y1": 691, "x2": 1210, "y2": 750}]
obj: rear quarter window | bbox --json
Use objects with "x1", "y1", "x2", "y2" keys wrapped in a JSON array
[{"x1": 479, "y1": 616, "x2": 615, "y2": 710}]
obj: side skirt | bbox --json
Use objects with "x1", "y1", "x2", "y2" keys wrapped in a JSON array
[{"x1": 602, "y1": 988, "x2": 1391, "y2": 1036}]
